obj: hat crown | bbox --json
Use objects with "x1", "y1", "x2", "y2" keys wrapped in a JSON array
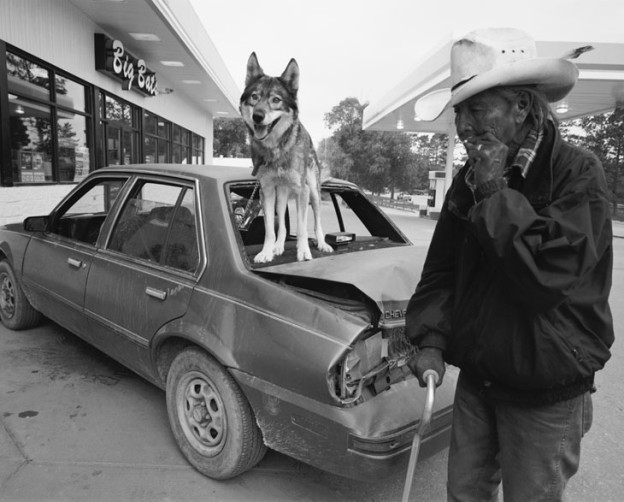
[
  {"x1": 414, "y1": 27, "x2": 578, "y2": 121},
  {"x1": 451, "y1": 28, "x2": 537, "y2": 89}
]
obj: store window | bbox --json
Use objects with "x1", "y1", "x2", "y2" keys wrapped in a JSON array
[
  {"x1": 145, "y1": 112, "x2": 204, "y2": 165},
  {"x1": 56, "y1": 74, "x2": 87, "y2": 113},
  {"x1": 58, "y1": 114, "x2": 91, "y2": 182},
  {"x1": 172, "y1": 124, "x2": 190, "y2": 163},
  {"x1": 9, "y1": 100, "x2": 53, "y2": 183},
  {"x1": 6, "y1": 50, "x2": 93, "y2": 184},
  {"x1": 144, "y1": 112, "x2": 170, "y2": 163},
  {"x1": 192, "y1": 134, "x2": 205, "y2": 164}
]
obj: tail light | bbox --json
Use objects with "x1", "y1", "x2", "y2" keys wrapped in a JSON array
[{"x1": 329, "y1": 321, "x2": 416, "y2": 406}]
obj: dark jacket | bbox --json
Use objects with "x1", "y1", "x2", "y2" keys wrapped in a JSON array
[{"x1": 406, "y1": 122, "x2": 614, "y2": 404}]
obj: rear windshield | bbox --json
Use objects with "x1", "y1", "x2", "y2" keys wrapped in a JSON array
[{"x1": 227, "y1": 181, "x2": 409, "y2": 267}]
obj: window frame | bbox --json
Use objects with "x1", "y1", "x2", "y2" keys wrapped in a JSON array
[
  {"x1": 2, "y1": 45, "x2": 95, "y2": 186},
  {"x1": 106, "y1": 177, "x2": 202, "y2": 275},
  {"x1": 46, "y1": 175, "x2": 130, "y2": 246}
]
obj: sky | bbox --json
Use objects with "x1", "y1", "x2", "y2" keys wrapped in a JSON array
[{"x1": 189, "y1": 0, "x2": 624, "y2": 143}]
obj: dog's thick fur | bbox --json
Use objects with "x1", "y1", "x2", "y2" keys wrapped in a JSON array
[{"x1": 240, "y1": 52, "x2": 333, "y2": 263}]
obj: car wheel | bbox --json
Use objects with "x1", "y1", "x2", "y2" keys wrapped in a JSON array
[
  {"x1": 166, "y1": 347, "x2": 267, "y2": 479},
  {"x1": 0, "y1": 260, "x2": 41, "y2": 330}
]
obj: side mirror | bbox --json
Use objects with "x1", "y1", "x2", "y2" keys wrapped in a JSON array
[{"x1": 24, "y1": 216, "x2": 49, "y2": 232}]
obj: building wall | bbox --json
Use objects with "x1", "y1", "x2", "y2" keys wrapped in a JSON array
[
  {"x1": 0, "y1": 0, "x2": 216, "y2": 225},
  {"x1": 1, "y1": 185, "x2": 74, "y2": 226}
]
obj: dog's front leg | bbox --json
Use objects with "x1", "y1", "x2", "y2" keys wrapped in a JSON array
[
  {"x1": 295, "y1": 187, "x2": 312, "y2": 261},
  {"x1": 254, "y1": 184, "x2": 277, "y2": 263},
  {"x1": 274, "y1": 185, "x2": 289, "y2": 256}
]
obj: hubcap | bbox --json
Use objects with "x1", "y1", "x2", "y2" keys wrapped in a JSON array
[
  {"x1": 0, "y1": 272, "x2": 15, "y2": 319},
  {"x1": 178, "y1": 372, "x2": 226, "y2": 456}
]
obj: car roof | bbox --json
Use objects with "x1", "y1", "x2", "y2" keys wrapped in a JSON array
[
  {"x1": 94, "y1": 164, "x2": 359, "y2": 189},
  {"x1": 95, "y1": 164, "x2": 254, "y2": 183}
]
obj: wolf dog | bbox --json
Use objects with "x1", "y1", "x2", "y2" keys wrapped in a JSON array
[{"x1": 240, "y1": 52, "x2": 333, "y2": 263}]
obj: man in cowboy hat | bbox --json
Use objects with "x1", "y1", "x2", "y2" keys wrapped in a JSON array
[{"x1": 406, "y1": 28, "x2": 613, "y2": 501}]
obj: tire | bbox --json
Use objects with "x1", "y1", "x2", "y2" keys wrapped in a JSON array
[
  {"x1": 0, "y1": 260, "x2": 41, "y2": 330},
  {"x1": 166, "y1": 347, "x2": 267, "y2": 479}
]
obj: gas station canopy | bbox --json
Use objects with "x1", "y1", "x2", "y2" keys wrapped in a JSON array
[
  {"x1": 362, "y1": 36, "x2": 624, "y2": 215},
  {"x1": 362, "y1": 38, "x2": 624, "y2": 135}
]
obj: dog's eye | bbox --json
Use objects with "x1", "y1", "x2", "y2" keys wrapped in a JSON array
[
  {"x1": 250, "y1": 92, "x2": 259, "y2": 102},
  {"x1": 271, "y1": 96, "x2": 282, "y2": 104}
]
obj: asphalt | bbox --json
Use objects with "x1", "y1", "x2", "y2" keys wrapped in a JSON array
[{"x1": 0, "y1": 317, "x2": 453, "y2": 502}]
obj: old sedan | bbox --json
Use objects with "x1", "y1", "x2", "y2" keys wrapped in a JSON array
[{"x1": 0, "y1": 164, "x2": 454, "y2": 481}]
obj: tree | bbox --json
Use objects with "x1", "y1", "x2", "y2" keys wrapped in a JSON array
[
  {"x1": 562, "y1": 109, "x2": 624, "y2": 215},
  {"x1": 213, "y1": 117, "x2": 249, "y2": 158},
  {"x1": 323, "y1": 97, "x2": 418, "y2": 196},
  {"x1": 412, "y1": 133, "x2": 449, "y2": 189},
  {"x1": 318, "y1": 137, "x2": 349, "y2": 179}
]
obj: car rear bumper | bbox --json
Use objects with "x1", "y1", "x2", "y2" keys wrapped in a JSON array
[{"x1": 231, "y1": 368, "x2": 455, "y2": 480}]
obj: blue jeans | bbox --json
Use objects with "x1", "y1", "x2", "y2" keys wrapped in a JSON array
[{"x1": 447, "y1": 371, "x2": 593, "y2": 502}]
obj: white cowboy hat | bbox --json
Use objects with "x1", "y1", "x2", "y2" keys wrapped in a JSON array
[{"x1": 414, "y1": 28, "x2": 580, "y2": 121}]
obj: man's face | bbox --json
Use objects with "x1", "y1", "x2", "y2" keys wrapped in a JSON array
[{"x1": 453, "y1": 88, "x2": 524, "y2": 147}]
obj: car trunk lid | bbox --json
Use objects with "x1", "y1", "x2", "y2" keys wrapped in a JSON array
[{"x1": 254, "y1": 245, "x2": 427, "y2": 317}]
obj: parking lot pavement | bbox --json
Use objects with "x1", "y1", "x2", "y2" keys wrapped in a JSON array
[
  {"x1": 3, "y1": 214, "x2": 620, "y2": 502},
  {"x1": 0, "y1": 319, "x2": 448, "y2": 502}
]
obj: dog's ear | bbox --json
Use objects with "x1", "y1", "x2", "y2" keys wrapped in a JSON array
[
  {"x1": 280, "y1": 58, "x2": 299, "y2": 95},
  {"x1": 245, "y1": 52, "x2": 264, "y2": 86}
]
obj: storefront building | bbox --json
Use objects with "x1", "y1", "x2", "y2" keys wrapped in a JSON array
[{"x1": 0, "y1": 0, "x2": 241, "y2": 225}]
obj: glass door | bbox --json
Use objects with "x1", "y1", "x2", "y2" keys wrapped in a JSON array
[
  {"x1": 106, "y1": 126, "x2": 121, "y2": 165},
  {"x1": 123, "y1": 129, "x2": 137, "y2": 165}
]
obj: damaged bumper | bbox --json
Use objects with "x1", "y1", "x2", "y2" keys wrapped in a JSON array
[{"x1": 231, "y1": 367, "x2": 455, "y2": 480}]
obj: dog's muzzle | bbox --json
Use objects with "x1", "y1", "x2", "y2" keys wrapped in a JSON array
[{"x1": 253, "y1": 117, "x2": 281, "y2": 141}]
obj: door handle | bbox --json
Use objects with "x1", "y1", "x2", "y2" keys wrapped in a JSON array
[
  {"x1": 145, "y1": 287, "x2": 167, "y2": 301},
  {"x1": 67, "y1": 257, "x2": 83, "y2": 268}
]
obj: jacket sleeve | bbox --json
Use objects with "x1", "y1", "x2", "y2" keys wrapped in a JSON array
[
  {"x1": 469, "y1": 152, "x2": 612, "y2": 309},
  {"x1": 406, "y1": 198, "x2": 456, "y2": 351}
]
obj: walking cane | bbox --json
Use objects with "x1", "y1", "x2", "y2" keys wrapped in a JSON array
[{"x1": 401, "y1": 369, "x2": 439, "y2": 502}]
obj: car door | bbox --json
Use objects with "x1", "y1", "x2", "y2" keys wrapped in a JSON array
[
  {"x1": 21, "y1": 177, "x2": 129, "y2": 335},
  {"x1": 84, "y1": 178, "x2": 201, "y2": 375}
]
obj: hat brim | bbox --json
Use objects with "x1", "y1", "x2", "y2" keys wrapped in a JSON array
[{"x1": 414, "y1": 58, "x2": 578, "y2": 121}]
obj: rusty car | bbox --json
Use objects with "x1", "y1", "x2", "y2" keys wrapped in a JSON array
[{"x1": 0, "y1": 164, "x2": 454, "y2": 480}]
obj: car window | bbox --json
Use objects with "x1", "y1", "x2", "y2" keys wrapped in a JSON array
[
  {"x1": 108, "y1": 181, "x2": 199, "y2": 273},
  {"x1": 51, "y1": 178, "x2": 128, "y2": 245}
]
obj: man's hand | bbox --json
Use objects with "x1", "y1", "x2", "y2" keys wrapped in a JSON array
[
  {"x1": 407, "y1": 347, "x2": 445, "y2": 387},
  {"x1": 464, "y1": 132, "x2": 507, "y2": 185}
]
